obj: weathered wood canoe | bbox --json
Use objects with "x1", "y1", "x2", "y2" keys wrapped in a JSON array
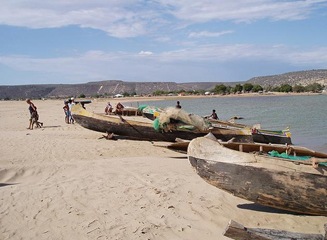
[
  {"x1": 252, "y1": 128, "x2": 292, "y2": 145},
  {"x1": 187, "y1": 134, "x2": 327, "y2": 216},
  {"x1": 167, "y1": 132, "x2": 292, "y2": 154},
  {"x1": 72, "y1": 104, "x2": 253, "y2": 142},
  {"x1": 140, "y1": 106, "x2": 292, "y2": 145},
  {"x1": 224, "y1": 220, "x2": 327, "y2": 240},
  {"x1": 74, "y1": 99, "x2": 92, "y2": 105},
  {"x1": 210, "y1": 119, "x2": 292, "y2": 145}
]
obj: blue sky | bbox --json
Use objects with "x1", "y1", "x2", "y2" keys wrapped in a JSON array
[{"x1": 1, "y1": 0, "x2": 327, "y2": 85}]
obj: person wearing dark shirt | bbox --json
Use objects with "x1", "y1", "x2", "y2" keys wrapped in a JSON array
[
  {"x1": 209, "y1": 109, "x2": 218, "y2": 120},
  {"x1": 176, "y1": 101, "x2": 181, "y2": 109},
  {"x1": 26, "y1": 99, "x2": 43, "y2": 129}
]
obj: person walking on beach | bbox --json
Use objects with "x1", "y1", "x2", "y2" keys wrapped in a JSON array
[
  {"x1": 26, "y1": 99, "x2": 43, "y2": 129},
  {"x1": 176, "y1": 101, "x2": 181, "y2": 109}
]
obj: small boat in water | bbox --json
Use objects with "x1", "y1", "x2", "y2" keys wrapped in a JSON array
[{"x1": 187, "y1": 134, "x2": 327, "y2": 216}]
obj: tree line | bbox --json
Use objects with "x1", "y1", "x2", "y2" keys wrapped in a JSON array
[
  {"x1": 152, "y1": 82, "x2": 325, "y2": 96},
  {"x1": 213, "y1": 82, "x2": 324, "y2": 94},
  {"x1": 39, "y1": 82, "x2": 326, "y2": 100}
]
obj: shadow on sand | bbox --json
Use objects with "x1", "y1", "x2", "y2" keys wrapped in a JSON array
[
  {"x1": 237, "y1": 203, "x2": 305, "y2": 216},
  {"x1": 0, "y1": 183, "x2": 17, "y2": 188}
]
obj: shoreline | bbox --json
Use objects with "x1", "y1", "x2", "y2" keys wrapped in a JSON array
[
  {"x1": 69, "y1": 91, "x2": 326, "y2": 107},
  {"x1": 0, "y1": 99, "x2": 326, "y2": 239}
]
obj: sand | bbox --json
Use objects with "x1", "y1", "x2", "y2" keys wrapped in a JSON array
[{"x1": 0, "y1": 98, "x2": 326, "y2": 240}]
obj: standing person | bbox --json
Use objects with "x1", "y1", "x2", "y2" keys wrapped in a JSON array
[
  {"x1": 63, "y1": 101, "x2": 70, "y2": 124},
  {"x1": 26, "y1": 99, "x2": 43, "y2": 129},
  {"x1": 209, "y1": 109, "x2": 219, "y2": 120},
  {"x1": 68, "y1": 98, "x2": 75, "y2": 123},
  {"x1": 176, "y1": 101, "x2": 182, "y2": 109},
  {"x1": 105, "y1": 102, "x2": 113, "y2": 115}
]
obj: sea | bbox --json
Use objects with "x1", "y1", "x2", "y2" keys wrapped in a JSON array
[{"x1": 127, "y1": 94, "x2": 327, "y2": 152}]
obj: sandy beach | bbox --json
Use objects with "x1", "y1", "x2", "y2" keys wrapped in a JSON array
[{"x1": 0, "y1": 98, "x2": 326, "y2": 240}]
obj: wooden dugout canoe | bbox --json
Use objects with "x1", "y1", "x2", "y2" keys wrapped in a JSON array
[
  {"x1": 209, "y1": 119, "x2": 292, "y2": 145},
  {"x1": 167, "y1": 132, "x2": 294, "y2": 154},
  {"x1": 72, "y1": 104, "x2": 253, "y2": 142},
  {"x1": 187, "y1": 135, "x2": 327, "y2": 216},
  {"x1": 224, "y1": 220, "x2": 327, "y2": 240},
  {"x1": 141, "y1": 107, "x2": 292, "y2": 145}
]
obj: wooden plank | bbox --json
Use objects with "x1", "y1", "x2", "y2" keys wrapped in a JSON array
[
  {"x1": 239, "y1": 144, "x2": 243, "y2": 152},
  {"x1": 223, "y1": 220, "x2": 324, "y2": 240}
]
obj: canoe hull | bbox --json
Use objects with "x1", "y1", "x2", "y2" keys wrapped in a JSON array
[
  {"x1": 74, "y1": 114, "x2": 208, "y2": 142},
  {"x1": 252, "y1": 131, "x2": 292, "y2": 145},
  {"x1": 188, "y1": 137, "x2": 327, "y2": 216},
  {"x1": 72, "y1": 104, "x2": 253, "y2": 142},
  {"x1": 189, "y1": 156, "x2": 327, "y2": 216},
  {"x1": 210, "y1": 119, "x2": 292, "y2": 145}
]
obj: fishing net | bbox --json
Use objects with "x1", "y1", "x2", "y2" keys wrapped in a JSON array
[{"x1": 155, "y1": 107, "x2": 211, "y2": 132}]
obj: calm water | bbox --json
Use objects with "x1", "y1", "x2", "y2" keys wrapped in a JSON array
[{"x1": 128, "y1": 94, "x2": 327, "y2": 152}]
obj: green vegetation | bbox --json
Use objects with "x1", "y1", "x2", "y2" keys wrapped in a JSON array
[
  {"x1": 153, "y1": 90, "x2": 168, "y2": 96},
  {"x1": 233, "y1": 84, "x2": 243, "y2": 93},
  {"x1": 279, "y1": 84, "x2": 293, "y2": 93},
  {"x1": 305, "y1": 83, "x2": 324, "y2": 92},
  {"x1": 213, "y1": 84, "x2": 227, "y2": 94},
  {"x1": 252, "y1": 84, "x2": 263, "y2": 92},
  {"x1": 150, "y1": 82, "x2": 325, "y2": 96},
  {"x1": 293, "y1": 85, "x2": 306, "y2": 93}
]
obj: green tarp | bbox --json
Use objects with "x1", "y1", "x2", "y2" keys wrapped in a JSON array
[{"x1": 268, "y1": 150, "x2": 327, "y2": 166}]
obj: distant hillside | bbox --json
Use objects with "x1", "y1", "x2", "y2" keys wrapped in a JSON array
[
  {"x1": 0, "y1": 69, "x2": 326, "y2": 99},
  {"x1": 0, "y1": 80, "x2": 236, "y2": 99},
  {"x1": 247, "y1": 69, "x2": 327, "y2": 87}
]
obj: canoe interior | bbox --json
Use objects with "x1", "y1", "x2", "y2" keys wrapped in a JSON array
[
  {"x1": 169, "y1": 139, "x2": 327, "y2": 158},
  {"x1": 221, "y1": 141, "x2": 327, "y2": 158}
]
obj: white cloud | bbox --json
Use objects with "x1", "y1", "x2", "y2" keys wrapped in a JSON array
[
  {"x1": 0, "y1": 0, "x2": 325, "y2": 38},
  {"x1": 1, "y1": 43, "x2": 326, "y2": 85},
  {"x1": 158, "y1": 0, "x2": 327, "y2": 22},
  {"x1": 138, "y1": 51, "x2": 153, "y2": 56},
  {"x1": 188, "y1": 30, "x2": 234, "y2": 38},
  {"x1": 1, "y1": 44, "x2": 326, "y2": 75},
  {"x1": 0, "y1": 0, "x2": 156, "y2": 38}
]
